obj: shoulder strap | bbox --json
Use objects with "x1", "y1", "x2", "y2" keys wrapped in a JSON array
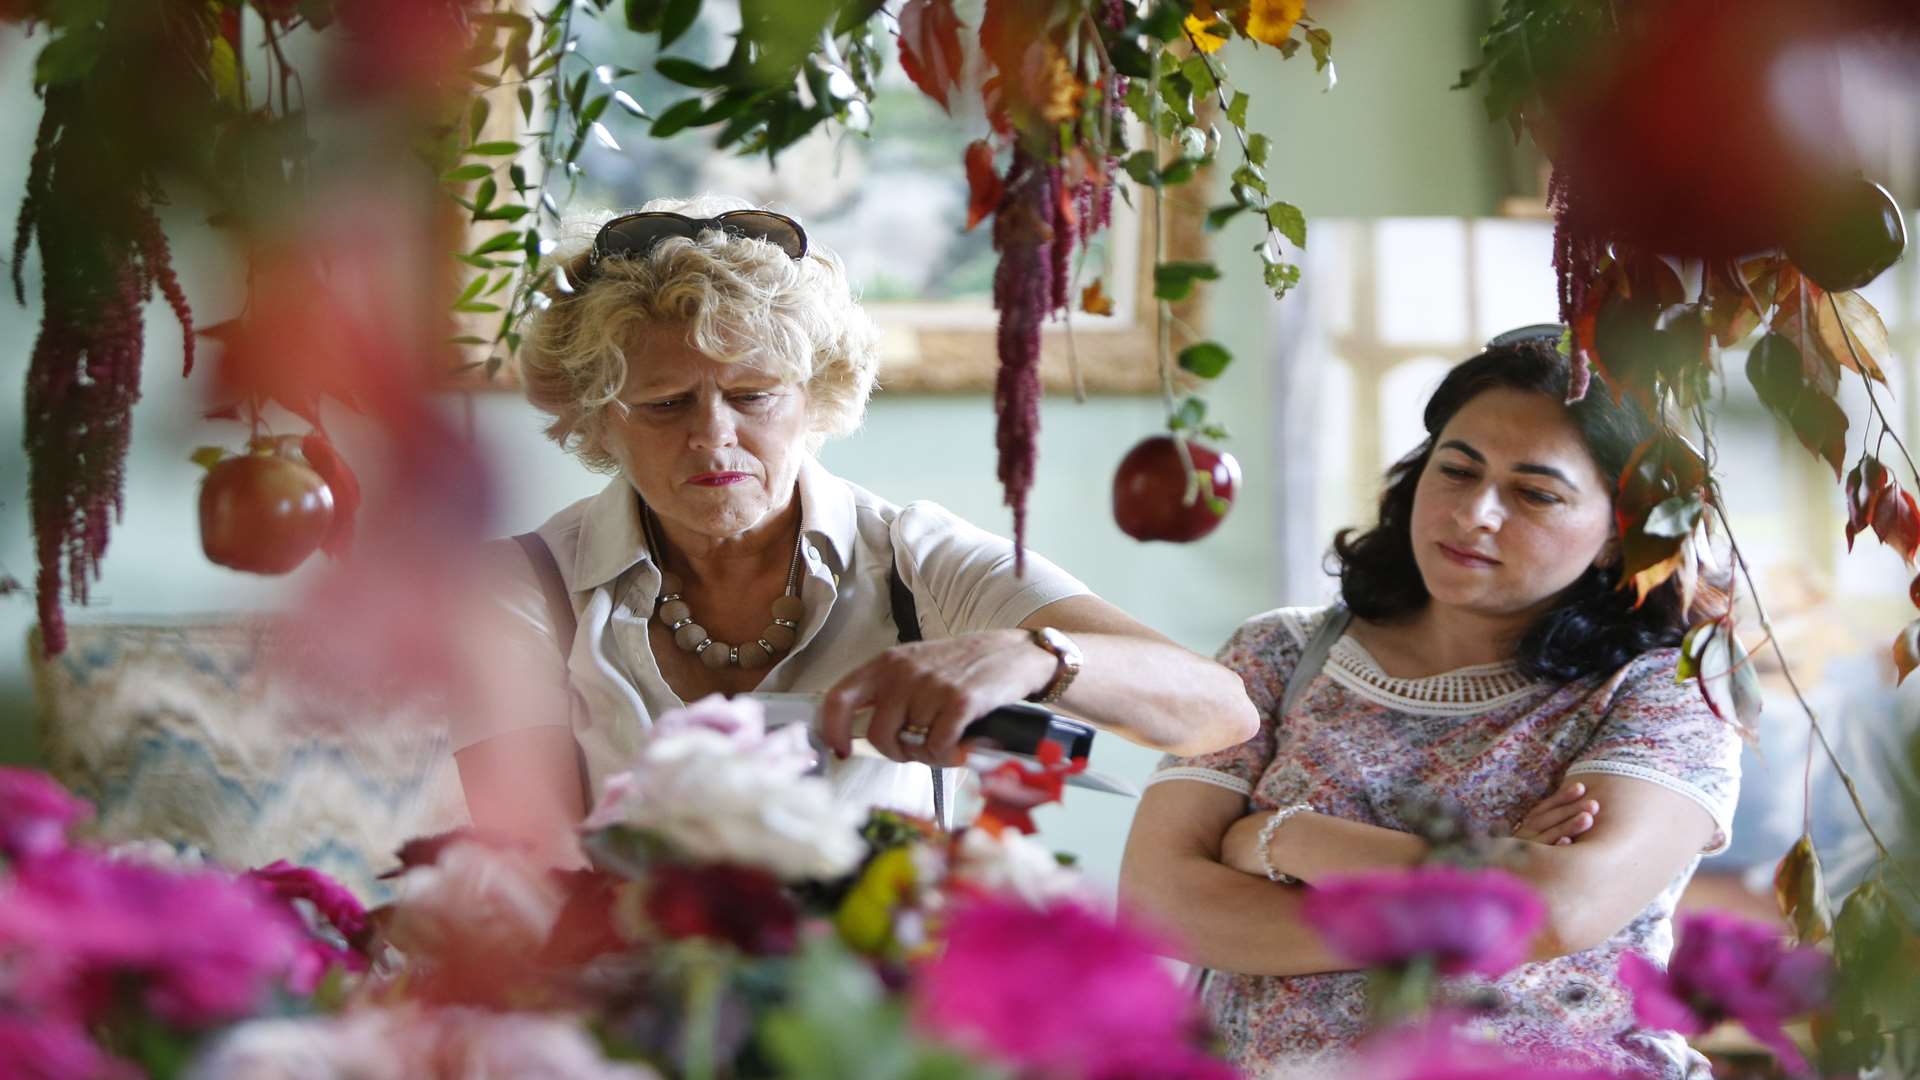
[
  {"x1": 886, "y1": 552, "x2": 948, "y2": 830},
  {"x1": 511, "y1": 531, "x2": 593, "y2": 810},
  {"x1": 1280, "y1": 604, "x2": 1350, "y2": 719},
  {"x1": 513, "y1": 532, "x2": 578, "y2": 649}
]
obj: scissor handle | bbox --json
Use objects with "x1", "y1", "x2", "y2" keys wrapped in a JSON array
[{"x1": 960, "y1": 703, "x2": 1094, "y2": 759}]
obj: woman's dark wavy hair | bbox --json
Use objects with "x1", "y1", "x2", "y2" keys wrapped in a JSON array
[{"x1": 1332, "y1": 336, "x2": 1726, "y2": 683}]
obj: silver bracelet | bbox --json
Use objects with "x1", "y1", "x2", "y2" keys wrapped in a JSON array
[{"x1": 1256, "y1": 803, "x2": 1313, "y2": 884}]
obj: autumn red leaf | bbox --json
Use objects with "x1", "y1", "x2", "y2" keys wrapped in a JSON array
[
  {"x1": 1845, "y1": 458, "x2": 1891, "y2": 552},
  {"x1": 964, "y1": 139, "x2": 1004, "y2": 232},
  {"x1": 1870, "y1": 483, "x2": 1920, "y2": 564},
  {"x1": 896, "y1": 0, "x2": 966, "y2": 113}
]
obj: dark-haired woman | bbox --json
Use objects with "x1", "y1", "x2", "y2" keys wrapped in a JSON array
[{"x1": 1120, "y1": 337, "x2": 1740, "y2": 1078}]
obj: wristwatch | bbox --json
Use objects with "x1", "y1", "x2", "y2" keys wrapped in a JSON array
[{"x1": 1024, "y1": 626, "x2": 1083, "y2": 705}]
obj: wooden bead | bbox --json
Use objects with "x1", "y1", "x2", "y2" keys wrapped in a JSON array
[
  {"x1": 762, "y1": 622, "x2": 797, "y2": 651},
  {"x1": 658, "y1": 572, "x2": 683, "y2": 595},
  {"x1": 674, "y1": 622, "x2": 709, "y2": 651},
  {"x1": 771, "y1": 595, "x2": 805, "y2": 622},
  {"x1": 657, "y1": 599, "x2": 691, "y2": 625},
  {"x1": 737, "y1": 641, "x2": 773, "y2": 669},
  {"x1": 699, "y1": 641, "x2": 733, "y2": 670}
]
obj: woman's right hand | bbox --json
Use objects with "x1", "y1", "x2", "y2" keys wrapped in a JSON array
[{"x1": 1512, "y1": 779, "x2": 1600, "y2": 846}]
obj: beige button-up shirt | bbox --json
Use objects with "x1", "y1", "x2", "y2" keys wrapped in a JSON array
[{"x1": 459, "y1": 456, "x2": 1090, "y2": 817}]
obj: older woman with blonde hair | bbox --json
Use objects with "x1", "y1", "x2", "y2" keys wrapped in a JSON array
[{"x1": 453, "y1": 195, "x2": 1258, "y2": 859}]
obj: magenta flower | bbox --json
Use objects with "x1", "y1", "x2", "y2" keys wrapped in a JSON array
[
  {"x1": 0, "y1": 1014, "x2": 132, "y2": 1080},
  {"x1": 1301, "y1": 867, "x2": 1546, "y2": 978},
  {"x1": 0, "y1": 767, "x2": 91, "y2": 862},
  {"x1": 1618, "y1": 911, "x2": 1830, "y2": 1075},
  {"x1": 915, "y1": 896, "x2": 1225, "y2": 1078},
  {"x1": 0, "y1": 850, "x2": 304, "y2": 1026},
  {"x1": 246, "y1": 860, "x2": 371, "y2": 992}
]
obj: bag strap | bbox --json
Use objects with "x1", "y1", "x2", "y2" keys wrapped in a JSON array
[
  {"x1": 513, "y1": 532, "x2": 578, "y2": 647},
  {"x1": 512, "y1": 532, "x2": 592, "y2": 809},
  {"x1": 886, "y1": 557, "x2": 949, "y2": 831},
  {"x1": 1280, "y1": 604, "x2": 1350, "y2": 720}
]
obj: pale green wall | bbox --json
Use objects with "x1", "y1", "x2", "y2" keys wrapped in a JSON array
[{"x1": 0, "y1": 0, "x2": 1506, "y2": 889}]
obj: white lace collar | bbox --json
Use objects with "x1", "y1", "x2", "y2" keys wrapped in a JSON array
[{"x1": 1283, "y1": 607, "x2": 1545, "y2": 716}]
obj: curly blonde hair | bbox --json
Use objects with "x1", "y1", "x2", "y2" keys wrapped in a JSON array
[{"x1": 518, "y1": 195, "x2": 881, "y2": 473}]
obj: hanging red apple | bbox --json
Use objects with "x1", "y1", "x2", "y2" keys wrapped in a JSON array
[
  {"x1": 1112, "y1": 435, "x2": 1240, "y2": 542},
  {"x1": 198, "y1": 441, "x2": 336, "y2": 574},
  {"x1": 1785, "y1": 177, "x2": 1909, "y2": 293}
]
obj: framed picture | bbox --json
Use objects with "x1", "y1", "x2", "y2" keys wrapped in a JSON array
[{"x1": 453, "y1": 9, "x2": 1211, "y2": 395}]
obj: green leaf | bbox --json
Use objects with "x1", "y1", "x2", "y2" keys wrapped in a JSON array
[
  {"x1": 471, "y1": 231, "x2": 524, "y2": 255},
  {"x1": 659, "y1": 0, "x2": 701, "y2": 48},
  {"x1": 656, "y1": 57, "x2": 725, "y2": 88},
  {"x1": 1138, "y1": 1, "x2": 1186, "y2": 42},
  {"x1": 1122, "y1": 150, "x2": 1160, "y2": 188},
  {"x1": 477, "y1": 204, "x2": 531, "y2": 222},
  {"x1": 441, "y1": 164, "x2": 493, "y2": 183},
  {"x1": 467, "y1": 141, "x2": 521, "y2": 156},
  {"x1": 1306, "y1": 26, "x2": 1335, "y2": 72},
  {"x1": 34, "y1": 26, "x2": 103, "y2": 86},
  {"x1": 469, "y1": 97, "x2": 491, "y2": 141},
  {"x1": 1180, "y1": 55, "x2": 1217, "y2": 98},
  {"x1": 190, "y1": 446, "x2": 229, "y2": 471},
  {"x1": 1153, "y1": 260, "x2": 1220, "y2": 302},
  {"x1": 454, "y1": 301, "x2": 503, "y2": 314},
  {"x1": 1170, "y1": 395, "x2": 1207, "y2": 431},
  {"x1": 454, "y1": 253, "x2": 499, "y2": 270},
  {"x1": 473, "y1": 178, "x2": 497, "y2": 212},
  {"x1": 1231, "y1": 163, "x2": 1268, "y2": 196},
  {"x1": 1158, "y1": 158, "x2": 1199, "y2": 186},
  {"x1": 1225, "y1": 89, "x2": 1249, "y2": 130},
  {"x1": 1265, "y1": 202, "x2": 1307, "y2": 248},
  {"x1": 625, "y1": 0, "x2": 668, "y2": 32},
  {"x1": 580, "y1": 93, "x2": 612, "y2": 127},
  {"x1": 651, "y1": 98, "x2": 709, "y2": 138},
  {"x1": 1178, "y1": 341, "x2": 1233, "y2": 379},
  {"x1": 518, "y1": 85, "x2": 536, "y2": 122},
  {"x1": 455, "y1": 275, "x2": 489, "y2": 305},
  {"x1": 1204, "y1": 204, "x2": 1244, "y2": 232},
  {"x1": 1247, "y1": 132, "x2": 1271, "y2": 167},
  {"x1": 1264, "y1": 261, "x2": 1301, "y2": 298}
]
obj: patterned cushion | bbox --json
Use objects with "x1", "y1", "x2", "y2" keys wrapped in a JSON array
[{"x1": 28, "y1": 618, "x2": 467, "y2": 902}]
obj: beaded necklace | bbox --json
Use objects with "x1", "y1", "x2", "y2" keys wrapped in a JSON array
[{"x1": 642, "y1": 505, "x2": 805, "y2": 670}]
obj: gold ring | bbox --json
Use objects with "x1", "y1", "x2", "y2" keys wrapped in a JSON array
[{"x1": 898, "y1": 725, "x2": 930, "y2": 746}]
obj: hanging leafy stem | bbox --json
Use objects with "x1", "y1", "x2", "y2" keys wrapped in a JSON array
[
  {"x1": 1461, "y1": 5, "x2": 1920, "y2": 1050},
  {"x1": 883, "y1": 0, "x2": 1330, "y2": 560}
]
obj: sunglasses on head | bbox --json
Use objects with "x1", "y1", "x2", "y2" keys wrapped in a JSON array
[{"x1": 585, "y1": 210, "x2": 808, "y2": 276}]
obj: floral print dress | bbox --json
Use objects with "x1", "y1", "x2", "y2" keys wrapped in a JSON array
[{"x1": 1153, "y1": 606, "x2": 1743, "y2": 1079}]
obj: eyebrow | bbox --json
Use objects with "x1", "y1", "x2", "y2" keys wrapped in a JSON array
[{"x1": 1436, "y1": 439, "x2": 1581, "y2": 490}]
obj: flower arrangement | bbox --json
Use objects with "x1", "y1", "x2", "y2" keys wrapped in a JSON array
[{"x1": 0, "y1": 701, "x2": 1221, "y2": 1079}]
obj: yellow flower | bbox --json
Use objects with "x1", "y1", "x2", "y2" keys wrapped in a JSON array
[
  {"x1": 834, "y1": 846, "x2": 918, "y2": 955},
  {"x1": 1246, "y1": 0, "x2": 1306, "y2": 47},
  {"x1": 1184, "y1": 13, "x2": 1227, "y2": 54}
]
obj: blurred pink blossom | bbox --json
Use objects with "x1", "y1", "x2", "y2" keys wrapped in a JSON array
[
  {"x1": 915, "y1": 896, "x2": 1227, "y2": 1078},
  {"x1": 0, "y1": 767, "x2": 91, "y2": 862},
  {"x1": 1617, "y1": 911, "x2": 1830, "y2": 1075},
  {"x1": 0, "y1": 850, "x2": 303, "y2": 1027},
  {"x1": 1339, "y1": 1020, "x2": 1636, "y2": 1080},
  {"x1": 1301, "y1": 866, "x2": 1546, "y2": 978}
]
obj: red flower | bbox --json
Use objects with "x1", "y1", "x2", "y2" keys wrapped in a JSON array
[{"x1": 644, "y1": 863, "x2": 797, "y2": 956}]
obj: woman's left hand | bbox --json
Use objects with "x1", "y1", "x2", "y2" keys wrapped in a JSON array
[{"x1": 819, "y1": 630, "x2": 1058, "y2": 764}]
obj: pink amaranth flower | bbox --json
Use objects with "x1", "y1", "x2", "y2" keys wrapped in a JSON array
[
  {"x1": 0, "y1": 766, "x2": 91, "y2": 861},
  {"x1": 1617, "y1": 911, "x2": 1830, "y2": 1076},
  {"x1": 1301, "y1": 866, "x2": 1547, "y2": 978},
  {"x1": 914, "y1": 896, "x2": 1225, "y2": 1078},
  {"x1": 0, "y1": 849, "x2": 304, "y2": 1026}
]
